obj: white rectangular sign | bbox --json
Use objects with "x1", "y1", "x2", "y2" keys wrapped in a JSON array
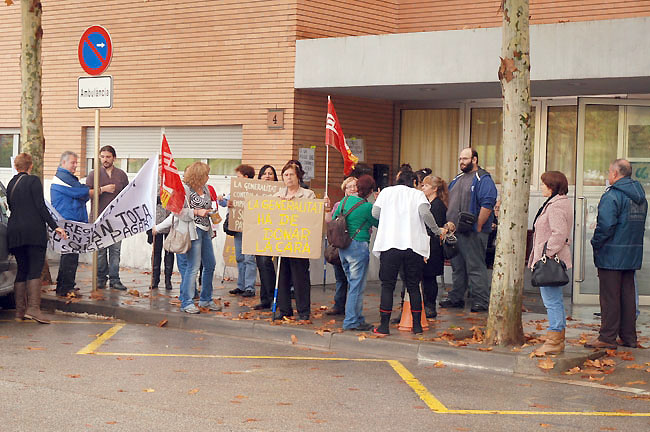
[
  {"x1": 78, "y1": 76, "x2": 113, "y2": 109},
  {"x1": 298, "y1": 147, "x2": 315, "y2": 181}
]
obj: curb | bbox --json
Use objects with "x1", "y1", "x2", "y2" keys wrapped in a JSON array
[{"x1": 42, "y1": 295, "x2": 602, "y2": 375}]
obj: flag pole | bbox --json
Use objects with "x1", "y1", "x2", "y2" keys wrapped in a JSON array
[{"x1": 323, "y1": 96, "x2": 331, "y2": 291}]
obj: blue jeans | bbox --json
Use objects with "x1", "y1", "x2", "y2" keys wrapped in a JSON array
[
  {"x1": 339, "y1": 240, "x2": 370, "y2": 329},
  {"x1": 539, "y1": 285, "x2": 566, "y2": 332},
  {"x1": 234, "y1": 232, "x2": 256, "y2": 293},
  {"x1": 177, "y1": 229, "x2": 215, "y2": 308},
  {"x1": 98, "y1": 241, "x2": 122, "y2": 284}
]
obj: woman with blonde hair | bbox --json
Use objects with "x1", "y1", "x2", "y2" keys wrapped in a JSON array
[
  {"x1": 155, "y1": 161, "x2": 221, "y2": 314},
  {"x1": 420, "y1": 175, "x2": 450, "y2": 318},
  {"x1": 7, "y1": 153, "x2": 67, "y2": 323}
]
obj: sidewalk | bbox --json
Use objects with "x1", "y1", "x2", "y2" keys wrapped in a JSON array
[{"x1": 41, "y1": 260, "x2": 650, "y2": 383}]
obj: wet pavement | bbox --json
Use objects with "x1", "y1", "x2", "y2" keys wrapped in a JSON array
[{"x1": 32, "y1": 260, "x2": 650, "y2": 384}]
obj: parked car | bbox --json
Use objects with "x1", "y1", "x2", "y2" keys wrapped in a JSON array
[{"x1": 0, "y1": 181, "x2": 17, "y2": 306}]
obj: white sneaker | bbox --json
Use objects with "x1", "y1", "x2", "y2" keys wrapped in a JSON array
[
  {"x1": 181, "y1": 304, "x2": 200, "y2": 314},
  {"x1": 198, "y1": 300, "x2": 222, "y2": 311}
]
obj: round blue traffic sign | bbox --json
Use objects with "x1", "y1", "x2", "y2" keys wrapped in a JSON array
[{"x1": 78, "y1": 26, "x2": 113, "y2": 75}]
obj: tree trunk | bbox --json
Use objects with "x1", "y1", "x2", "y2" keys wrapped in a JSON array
[
  {"x1": 486, "y1": 0, "x2": 532, "y2": 346},
  {"x1": 20, "y1": 0, "x2": 44, "y2": 178},
  {"x1": 21, "y1": 1, "x2": 53, "y2": 285}
]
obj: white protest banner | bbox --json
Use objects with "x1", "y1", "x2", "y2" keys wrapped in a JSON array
[
  {"x1": 298, "y1": 147, "x2": 315, "y2": 181},
  {"x1": 228, "y1": 177, "x2": 283, "y2": 232},
  {"x1": 46, "y1": 154, "x2": 158, "y2": 253},
  {"x1": 241, "y1": 196, "x2": 324, "y2": 259}
]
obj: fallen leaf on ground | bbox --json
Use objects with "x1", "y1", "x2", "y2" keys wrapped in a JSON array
[
  {"x1": 188, "y1": 388, "x2": 199, "y2": 395},
  {"x1": 157, "y1": 319, "x2": 168, "y2": 328},
  {"x1": 105, "y1": 421, "x2": 117, "y2": 425},
  {"x1": 540, "y1": 424, "x2": 550, "y2": 428},
  {"x1": 433, "y1": 361, "x2": 446, "y2": 368},
  {"x1": 477, "y1": 347, "x2": 492, "y2": 351},
  {"x1": 277, "y1": 402, "x2": 292, "y2": 406},
  {"x1": 291, "y1": 334, "x2": 298, "y2": 344},
  {"x1": 563, "y1": 367, "x2": 581, "y2": 375},
  {"x1": 588, "y1": 376, "x2": 605, "y2": 381},
  {"x1": 235, "y1": 395, "x2": 248, "y2": 399},
  {"x1": 625, "y1": 380, "x2": 646, "y2": 385},
  {"x1": 537, "y1": 358, "x2": 555, "y2": 371},
  {"x1": 244, "y1": 419, "x2": 258, "y2": 422},
  {"x1": 26, "y1": 347, "x2": 45, "y2": 351},
  {"x1": 66, "y1": 374, "x2": 81, "y2": 378},
  {"x1": 143, "y1": 388, "x2": 155, "y2": 392},
  {"x1": 358, "y1": 334, "x2": 366, "y2": 341}
]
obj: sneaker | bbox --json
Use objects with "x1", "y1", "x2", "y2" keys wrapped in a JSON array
[
  {"x1": 241, "y1": 290, "x2": 255, "y2": 298},
  {"x1": 353, "y1": 322, "x2": 374, "y2": 331},
  {"x1": 584, "y1": 337, "x2": 617, "y2": 350},
  {"x1": 253, "y1": 303, "x2": 271, "y2": 310},
  {"x1": 470, "y1": 304, "x2": 488, "y2": 313},
  {"x1": 439, "y1": 299, "x2": 464, "y2": 309},
  {"x1": 229, "y1": 288, "x2": 244, "y2": 295},
  {"x1": 110, "y1": 281, "x2": 127, "y2": 291},
  {"x1": 181, "y1": 304, "x2": 200, "y2": 314},
  {"x1": 325, "y1": 308, "x2": 344, "y2": 316},
  {"x1": 198, "y1": 300, "x2": 222, "y2": 311}
]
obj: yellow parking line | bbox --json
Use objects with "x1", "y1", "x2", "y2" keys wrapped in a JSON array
[
  {"x1": 386, "y1": 360, "x2": 449, "y2": 413},
  {"x1": 76, "y1": 323, "x2": 125, "y2": 355},
  {"x1": 445, "y1": 409, "x2": 650, "y2": 417}
]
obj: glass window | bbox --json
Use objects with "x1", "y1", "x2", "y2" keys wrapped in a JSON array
[
  {"x1": 174, "y1": 158, "x2": 202, "y2": 174},
  {"x1": 400, "y1": 109, "x2": 459, "y2": 182},
  {"x1": 127, "y1": 158, "x2": 147, "y2": 173},
  {"x1": 208, "y1": 158, "x2": 241, "y2": 176},
  {"x1": 546, "y1": 106, "x2": 577, "y2": 184},
  {"x1": 470, "y1": 107, "x2": 535, "y2": 183},
  {"x1": 583, "y1": 105, "x2": 618, "y2": 186},
  {"x1": 627, "y1": 106, "x2": 650, "y2": 159},
  {"x1": 0, "y1": 134, "x2": 14, "y2": 168}
]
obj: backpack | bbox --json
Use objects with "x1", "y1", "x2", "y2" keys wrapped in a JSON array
[{"x1": 326, "y1": 197, "x2": 367, "y2": 249}]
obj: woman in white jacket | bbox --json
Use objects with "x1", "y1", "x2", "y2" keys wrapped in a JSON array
[{"x1": 154, "y1": 162, "x2": 221, "y2": 314}]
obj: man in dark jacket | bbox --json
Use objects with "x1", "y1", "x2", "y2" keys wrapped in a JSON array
[
  {"x1": 586, "y1": 159, "x2": 647, "y2": 349},
  {"x1": 440, "y1": 148, "x2": 497, "y2": 312},
  {"x1": 51, "y1": 151, "x2": 89, "y2": 296}
]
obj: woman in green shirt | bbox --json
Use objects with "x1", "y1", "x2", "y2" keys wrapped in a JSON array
[{"x1": 332, "y1": 174, "x2": 379, "y2": 331}]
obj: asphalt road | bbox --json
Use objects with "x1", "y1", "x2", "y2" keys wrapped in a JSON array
[{"x1": 1, "y1": 310, "x2": 649, "y2": 431}]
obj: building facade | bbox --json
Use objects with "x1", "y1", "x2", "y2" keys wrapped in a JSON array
[{"x1": 1, "y1": 1, "x2": 649, "y2": 303}]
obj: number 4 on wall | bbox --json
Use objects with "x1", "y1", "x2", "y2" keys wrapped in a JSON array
[{"x1": 267, "y1": 109, "x2": 284, "y2": 130}]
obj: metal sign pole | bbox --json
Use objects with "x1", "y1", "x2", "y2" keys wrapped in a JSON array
[{"x1": 92, "y1": 108, "x2": 100, "y2": 292}]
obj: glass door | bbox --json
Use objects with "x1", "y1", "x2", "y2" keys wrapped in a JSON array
[{"x1": 573, "y1": 98, "x2": 650, "y2": 304}]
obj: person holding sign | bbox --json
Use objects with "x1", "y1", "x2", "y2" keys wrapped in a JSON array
[
  {"x1": 155, "y1": 162, "x2": 221, "y2": 314},
  {"x1": 253, "y1": 164, "x2": 278, "y2": 310},
  {"x1": 273, "y1": 161, "x2": 319, "y2": 321},
  {"x1": 331, "y1": 175, "x2": 378, "y2": 331}
]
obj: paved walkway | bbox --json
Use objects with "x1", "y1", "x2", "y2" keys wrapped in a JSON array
[{"x1": 38, "y1": 260, "x2": 650, "y2": 379}]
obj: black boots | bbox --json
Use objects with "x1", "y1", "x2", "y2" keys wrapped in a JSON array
[
  {"x1": 374, "y1": 311, "x2": 391, "y2": 335},
  {"x1": 412, "y1": 311, "x2": 423, "y2": 335}
]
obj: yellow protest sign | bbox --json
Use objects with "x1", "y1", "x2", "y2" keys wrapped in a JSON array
[
  {"x1": 228, "y1": 177, "x2": 284, "y2": 232},
  {"x1": 241, "y1": 196, "x2": 324, "y2": 259},
  {"x1": 222, "y1": 235, "x2": 237, "y2": 268}
]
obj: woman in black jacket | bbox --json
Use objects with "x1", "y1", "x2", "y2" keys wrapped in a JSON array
[
  {"x1": 420, "y1": 175, "x2": 449, "y2": 318},
  {"x1": 7, "y1": 153, "x2": 66, "y2": 323}
]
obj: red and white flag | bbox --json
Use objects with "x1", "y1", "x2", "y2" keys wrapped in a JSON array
[
  {"x1": 326, "y1": 98, "x2": 358, "y2": 176},
  {"x1": 160, "y1": 134, "x2": 185, "y2": 214}
]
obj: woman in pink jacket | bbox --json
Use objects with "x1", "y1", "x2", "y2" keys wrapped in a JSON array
[{"x1": 529, "y1": 171, "x2": 573, "y2": 355}]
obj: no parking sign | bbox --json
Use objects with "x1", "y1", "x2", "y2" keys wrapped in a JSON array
[{"x1": 78, "y1": 25, "x2": 113, "y2": 75}]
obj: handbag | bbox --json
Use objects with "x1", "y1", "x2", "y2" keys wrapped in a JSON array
[
  {"x1": 456, "y1": 211, "x2": 476, "y2": 233},
  {"x1": 531, "y1": 242, "x2": 569, "y2": 287},
  {"x1": 324, "y1": 244, "x2": 341, "y2": 265},
  {"x1": 442, "y1": 233, "x2": 459, "y2": 260},
  {"x1": 223, "y1": 213, "x2": 237, "y2": 236},
  {"x1": 163, "y1": 215, "x2": 191, "y2": 254}
]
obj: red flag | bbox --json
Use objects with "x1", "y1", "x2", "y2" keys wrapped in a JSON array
[
  {"x1": 160, "y1": 134, "x2": 185, "y2": 214},
  {"x1": 326, "y1": 98, "x2": 358, "y2": 176}
]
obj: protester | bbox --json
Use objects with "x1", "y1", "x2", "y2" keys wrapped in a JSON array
[
  {"x1": 274, "y1": 161, "x2": 318, "y2": 321},
  {"x1": 51, "y1": 151, "x2": 89, "y2": 297},
  {"x1": 415, "y1": 168, "x2": 432, "y2": 185},
  {"x1": 440, "y1": 147, "x2": 497, "y2": 313},
  {"x1": 147, "y1": 195, "x2": 174, "y2": 290},
  {"x1": 7, "y1": 153, "x2": 67, "y2": 323},
  {"x1": 324, "y1": 177, "x2": 357, "y2": 316},
  {"x1": 253, "y1": 164, "x2": 278, "y2": 310},
  {"x1": 529, "y1": 171, "x2": 573, "y2": 355},
  {"x1": 86, "y1": 145, "x2": 130, "y2": 290},
  {"x1": 155, "y1": 162, "x2": 221, "y2": 314},
  {"x1": 586, "y1": 159, "x2": 647, "y2": 349},
  {"x1": 372, "y1": 170, "x2": 446, "y2": 335},
  {"x1": 420, "y1": 175, "x2": 450, "y2": 319},
  {"x1": 226, "y1": 164, "x2": 258, "y2": 298},
  {"x1": 332, "y1": 175, "x2": 378, "y2": 331}
]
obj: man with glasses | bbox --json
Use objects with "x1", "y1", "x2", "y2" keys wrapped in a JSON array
[{"x1": 440, "y1": 147, "x2": 497, "y2": 312}]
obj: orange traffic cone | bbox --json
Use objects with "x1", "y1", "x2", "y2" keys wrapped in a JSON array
[{"x1": 398, "y1": 290, "x2": 429, "y2": 332}]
